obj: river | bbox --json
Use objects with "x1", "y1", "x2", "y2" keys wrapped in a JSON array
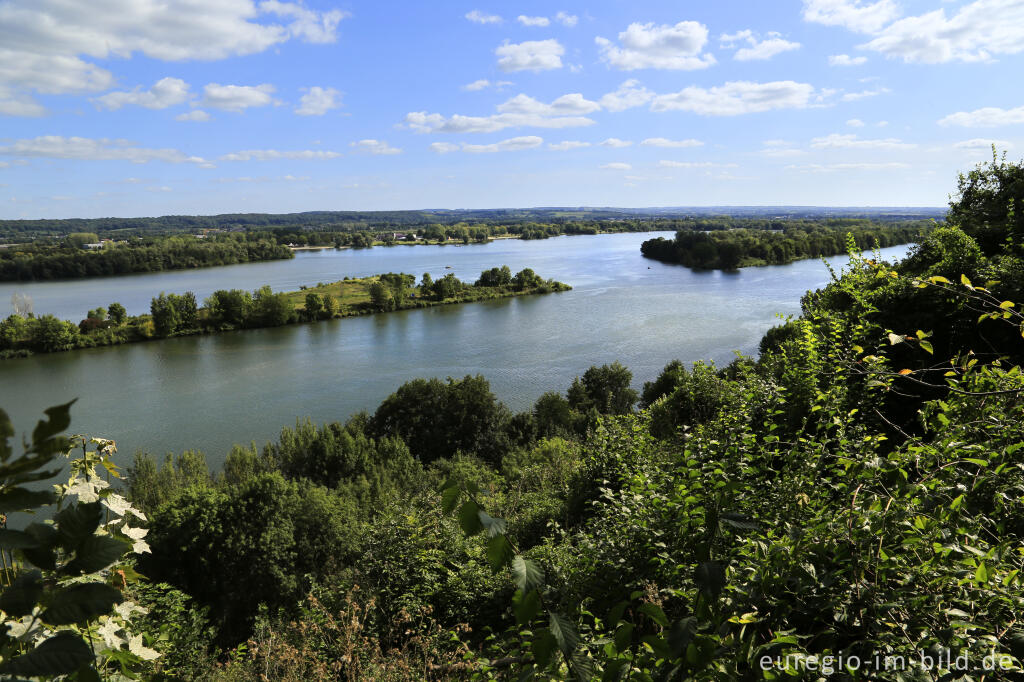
[{"x1": 0, "y1": 234, "x2": 910, "y2": 469}]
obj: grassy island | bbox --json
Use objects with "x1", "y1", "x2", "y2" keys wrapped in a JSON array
[{"x1": 0, "y1": 265, "x2": 570, "y2": 358}]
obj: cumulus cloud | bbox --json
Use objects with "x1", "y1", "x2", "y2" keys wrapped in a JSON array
[
  {"x1": 220, "y1": 149, "x2": 343, "y2": 161},
  {"x1": 549, "y1": 140, "x2": 591, "y2": 151},
  {"x1": 202, "y1": 83, "x2": 276, "y2": 111},
  {"x1": 720, "y1": 30, "x2": 800, "y2": 61},
  {"x1": 860, "y1": 0, "x2": 1024, "y2": 63},
  {"x1": 600, "y1": 162, "x2": 631, "y2": 170},
  {"x1": 640, "y1": 138, "x2": 703, "y2": 148},
  {"x1": 596, "y1": 21, "x2": 716, "y2": 70},
  {"x1": 517, "y1": 15, "x2": 550, "y2": 27},
  {"x1": 350, "y1": 139, "x2": 401, "y2": 155},
  {"x1": 829, "y1": 53, "x2": 867, "y2": 65},
  {"x1": 295, "y1": 86, "x2": 342, "y2": 115},
  {"x1": 0, "y1": 135, "x2": 206, "y2": 164},
  {"x1": 841, "y1": 87, "x2": 889, "y2": 101},
  {"x1": 555, "y1": 12, "x2": 578, "y2": 27},
  {"x1": 0, "y1": 0, "x2": 347, "y2": 115},
  {"x1": 599, "y1": 79, "x2": 655, "y2": 112},
  {"x1": 847, "y1": 118, "x2": 865, "y2": 127},
  {"x1": 496, "y1": 39, "x2": 564, "y2": 72},
  {"x1": 601, "y1": 138, "x2": 633, "y2": 148},
  {"x1": 461, "y1": 79, "x2": 512, "y2": 91},
  {"x1": 802, "y1": 0, "x2": 901, "y2": 33},
  {"x1": 650, "y1": 80, "x2": 817, "y2": 116},
  {"x1": 939, "y1": 105, "x2": 1024, "y2": 127},
  {"x1": 810, "y1": 133, "x2": 914, "y2": 149},
  {"x1": 466, "y1": 10, "x2": 502, "y2": 24},
  {"x1": 759, "y1": 140, "x2": 806, "y2": 157},
  {"x1": 94, "y1": 77, "x2": 191, "y2": 110},
  {"x1": 429, "y1": 142, "x2": 460, "y2": 154},
  {"x1": 405, "y1": 92, "x2": 597, "y2": 134},
  {"x1": 176, "y1": 110, "x2": 211, "y2": 122},
  {"x1": 953, "y1": 138, "x2": 1012, "y2": 150},
  {"x1": 462, "y1": 136, "x2": 544, "y2": 153}
]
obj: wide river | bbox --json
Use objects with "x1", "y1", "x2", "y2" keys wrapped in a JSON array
[{"x1": 0, "y1": 234, "x2": 910, "y2": 469}]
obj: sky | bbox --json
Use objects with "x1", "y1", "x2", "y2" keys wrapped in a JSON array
[{"x1": 1, "y1": 0, "x2": 1023, "y2": 219}]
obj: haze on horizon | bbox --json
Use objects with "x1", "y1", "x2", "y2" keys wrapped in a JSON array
[{"x1": 0, "y1": 0, "x2": 1021, "y2": 219}]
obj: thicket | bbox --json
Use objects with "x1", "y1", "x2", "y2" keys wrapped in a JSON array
[{"x1": 1, "y1": 157, "x2": 1022, "y2": 680}]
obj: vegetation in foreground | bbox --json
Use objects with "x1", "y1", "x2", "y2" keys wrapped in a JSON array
[
  {"x1": 0, "y1": 266, "x2": 568, "y2": 359},
  {"x1": 640, "y1": 219, "x2": 929, "y2": 270},
  {"x1": 0, "y1": 155, "x2": 1023, "y2": 680}
]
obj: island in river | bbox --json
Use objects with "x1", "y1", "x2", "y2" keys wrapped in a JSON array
[{"x1": 0, "y1": 265, "x2": 569, "y2": 359}]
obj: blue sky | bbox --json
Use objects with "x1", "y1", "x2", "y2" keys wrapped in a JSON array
[{"x1": 0, "y1": 0, "x2": 1022, "y2": 218}]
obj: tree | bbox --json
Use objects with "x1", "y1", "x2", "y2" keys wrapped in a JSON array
[
  {"x1": 253, "y1": 285, "x2": 293, "y2": 326},
  {"x1": 431, "y1": 272, "x2": 464, "y2": 300},
  {"x1": 0, "y1": 314, "x2": 28, "y2": 350},
  {"x1": 30, "y1": 314, "x2": 79, "y2": 352},
  {"x1": 303, "y1": 292, "x2": 323, "y2": 321},
  {"x1": 948, "y1": 149, "x2": 1024, "y2": 256},
  {"x1": 475, "y1": 265, "x2": 512, "y2": 288},
  {"x1": 368, "y1": 281, "x2": 394, "y2": 311},
  {"x1": 567, "y1": 362, "x2": 638, "y2": 415},
  {"x1": 511, "y1": 268, "x2": 542, "y2": 291},
  {"x1": 420, "y1": 272, "x2": 433, "y2": 291},
  {"x1": 321, "y1": 294, "x2": 337, "y2": 319},
  {"x1": 533, "y1": 391, "x2": 572, "y2": 437},
  {"x1": 107, "y1": 302, "x2": 128, "y2": 324},
  {"x1": 205, "y1": 289, "x2": 252, "y2": 328},
  {"x1": 151, "y1": 293, "x2": 180, "y2": 337},
  {"x1": 87, "y1": 306, "x2": 106, "y2": 321}
]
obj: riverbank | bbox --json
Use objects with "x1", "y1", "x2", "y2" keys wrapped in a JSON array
[{"x1": 0, "y1": 267, "x2": 571, "y2": 360}]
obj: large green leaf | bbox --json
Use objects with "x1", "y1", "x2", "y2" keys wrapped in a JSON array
[
  {"x1": 694, "y1": 560, "x2": 726, "y2": 600},
  {"x1": 548, "y1": 611, "x2": 580, "y2": 656},
  {"x1": 0, "y1": 407, "x2": 12, "y2": 462},
  {"x1": 55, "y1": 502, "x2": 102, "y2": 551},
  {"x1": 64, "y1": 535, "x2": 131, "y2": 575},
  {"x1": 0, "y1": 630, "x2": 94, "y2": 676},
  {"x1": 478, "y1": 510, "x2": 507, "y2": 538},
  {"x1": 440, "y1": 485, "x2": 461, "y2": 513},
  {"x1": 511, "y1": 555, "x2": 543, "y2": 592},
  {"x1": 0, "y1": 487, "x2": 57, "y2": 514},
  {"x1": 514, "y1": 588, "x2": 541, "y2": 625},
  {"x1": 0, "y1": 569, "x2": 43, "y2": 618},
  {"x1": 31, "y1": 400, "x2": 75, "y2": 452},
  {"x1": 638, "y1": 603, "x2": 668, "y2": 628},
  {"x1": 20, "y1": 523, "x2": 59, "y2": 571},
  {"x1": 457, "y1": 499, "x2": 483, "y2": 536},
  {"x1": 0, "y1": 528, "x2": 42, "y2": 549},
  {"x1": 42, "y1": 582, "x2": 124, "y2": 625},
  {"x1": 531, "y1": 629, "x2": 558, "y2": 668},
  {"x1": 486, "y1": 534, "x2": 514, "y2": 573}
]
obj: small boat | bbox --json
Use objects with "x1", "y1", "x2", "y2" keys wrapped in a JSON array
[{"x1": 445, "y1": 265, "x2": 452, "y2": 269}]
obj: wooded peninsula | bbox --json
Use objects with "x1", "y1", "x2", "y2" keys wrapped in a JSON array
[{"x1": 0, "y1": 265, "x2": 568, "y2": 358}]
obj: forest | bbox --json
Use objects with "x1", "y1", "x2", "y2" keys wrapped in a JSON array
[
  {"x1": 0, "y1": 266, "x2": 567, "y2": 358},
  {"x1": 640, "y1": 220, "x2": 930, "y2": 270},
  {"x1": 0, "y1": 155, "x2": 1022, "y2": 680}
]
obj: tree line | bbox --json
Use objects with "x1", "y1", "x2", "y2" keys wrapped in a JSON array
[{"x1": 640, "y1": 220, "x2": 930, "y2": 269}]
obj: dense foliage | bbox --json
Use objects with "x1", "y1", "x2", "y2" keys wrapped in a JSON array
[
  {"x1": 640, "y1": 219, "x2": 929, "y2": 270},
  {"x1": 0, "y1": 234, "x2": 292, "y2": 281},
  {"x1": 2, "y1": 158, "x2": 1022, "y2": 680}
]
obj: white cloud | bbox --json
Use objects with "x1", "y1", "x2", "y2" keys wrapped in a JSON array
[
  {"x1": 847, "y1": 118, "x2": 865, "y2": 127},
  {"x1": 463, "y1": 79, "x2": 490, "y2": 91},
  {"x1": 517, "y1": 15, "x2": 550, "y2": 27},
  {"x1": 658, "y1": 160, "x2": 734, "y2": 168},
  {"x1": 176, "y1": 109, "x2": 210, "y2": 122},
  {"x1": 829, "y1": 53, "x2": 868, "y2": 66},
  {"x1": 599, "y1": 79, "x2": 655, "y2": 112},
  {"x1": 258, "y1": 1, "x2": 348, "y2": 44},
  {"x1": 939, "y1": 105, "x2": 1024, "y2": 127},
  {"x1": 601, "y1": 138, "x2": 633, "y2": 148},
  {"x1": 786, "y1": 162, "x2": 911, "y2": 172},
  {"x1": 600, "y1": 162, "x2": 631, "y2": 170},
  {"x1": 651, "y1": 80, "x2": 817, "y2": 116},
  {"x1": 640, "y1": 138, "x2": 703, "y2": 148},
  {"x1": 549, "y1": 140, "x2": 591, "y2": 151},
  {"x1": 350, "y1": 139, "x2": 401, "y2": 155},
  {"x1": 202, "y1": 83, "x2": 276, "y2": 111},
  {"x1": 429, "y1": 142, "x2": 460, "y2": 154},
  {"x1": 721, "y1": 30, "x2": 800, "y2": 61},
  {"x1": 497, "y1": 93, "x2": 600, "y2": 116},
  {"x1": 220, "y1": 149, "x2": 342, "y2": 161},
  {"x1": 295, "y1": 86, "x2": 342, "y2": 115},
  {"x1": 466, "y1": 10, "x2": 502, "y2": 24},
  {"x1": 810, "y1": 133, "x2": 915, "y2": 149},
  {"x1": 405, "y1": 92, "x2": 597, "y2": 134},
  {"x1": 496, "y1": 39, "x2": 564, "y2": 72},
  {"x1": 462, "y1": 136, "x2": 543, "y2": 153},
  {"x1": 802, "y1": 0, "x2": 901, "y2": 33},
  {"x1": 0, "y1": 136, "x2": 206, "y2": 164},
  {"x1": 596, "y1": 21, "x2": 715, "y2": 70},
  {"x1": 94, "y1": 77, "x2": 191, "y2": 110},
  {"x1": 0, "y1": 0, "x2": 346, "y2": 115},
  {"x1": 555, "y1": 11, "x2": 578, "y2": 27},
  {"x1": 954, "y1": 138, "x2": 1012, "y2": 150},
  {"x1": 760, "y1": 143, "x2": 806, "y2": 157},
  {"x1": 841, "y1": 87, "x2": 889, "y2": 101},
  {"x1": 860, "y1": 0, "x2": 1024, "y2": 64}
]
